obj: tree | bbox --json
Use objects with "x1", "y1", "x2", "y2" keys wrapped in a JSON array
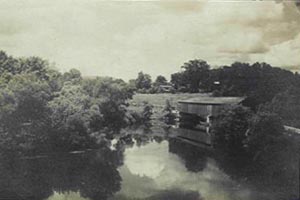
[
  {"x1": 128, "y1": 79, "x2": 137, "y2": 91},
  {"x1": 83, "y1": 77, "x2": 134, "y2": 103},
  {"x1": 0, "y1": 51, "x2": 19, "y2": 76},
  {"x1": 181, "y1": 59, "x2": 210, "y2": 92},
  {"x1": 170, "y1": 59, "x2": 210, "y2": 92},
  {"x1": 246, "y1": 112, "x2": 284, "y2": 154},
  {"x1": 154, "y1": 75, "x2": 167, "y2": 86},
  {"x1": 171, "y1": 72, "x2": 187, "y2": 90},
  {"x1": 18, "y1": 57, "x2": 52, "y2": 81},
  {"x1": 206, "y1": 62, "x2": 297, "y2": 109},
  {"x1": 0, "y1": 74, "x2": 52, "y2": 151},
  {"x1": 163, "y1": 100, "x2": 176, "y2": 125},
  {"x1": 212, "y1": 106, "x2": 252, "y2": 155},
  {"x1": 135, "y1": 71, "x2": 152, "y2": 90},
  {"x1": 0, "y1": 50, "x2": 137, "y2": 152},
  {"x1": 48, "y1": 82, "x2": 102, "y2": 150},
  {"x1": 259, "y1": 86, "x2": 300, "y2": 128},
  {"x1": 62, "y1": 68, "x2": 82, "y2": 84},
  {"x1": 81, "y1": 77, "x2": 134, "y2": 130}
]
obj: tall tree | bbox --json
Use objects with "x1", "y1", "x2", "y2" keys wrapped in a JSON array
[
  {"x1": 154, "y1": 75, "x2": 167, "y2": 86},
  {"x1": 181, "y1": 59, "x2": 210, "y2": 92},
  {"x1": 135, "y1": 71, "x2": 152, "y2": 90},
  {"x1": 170, "y1": 59, "x2": 210, "y2": 92}
]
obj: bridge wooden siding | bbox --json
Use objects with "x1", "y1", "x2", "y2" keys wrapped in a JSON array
[
  {"x1": 177, "y1": 96, "x2": 245, "y2": 144},
  {"x1": 178, "y1": 97, "x2": 245, "y2": 119},
  {"x1": 176, "y1": 97, "x2": 300, "y2": 146}
]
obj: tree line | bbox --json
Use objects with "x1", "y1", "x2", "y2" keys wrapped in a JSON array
[
  {"x1": 132, "y1": 59, "x2": 300, "y2": 128},
  {"x1": 1, "y1": 50, "x2": 299, "y2": 154},
  {"x1": 0, "y1": 51, "x2": 150, "y2": 153},
  {"x1": 129, "y1": 59, "x2": 299, "y2": 197},
  {"x1": 171, "y1": 59, "x2": 300, "y2": 109},
  {"x1": 128, "y1": 72, "x2": 174, "y2": 94}
]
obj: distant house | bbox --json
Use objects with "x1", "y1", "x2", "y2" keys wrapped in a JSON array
[
  {"x1": 158, "y1": 85, "x2": 174, "y2": 93},
  {"x1": 178, "y1": 96, "x2": 245, "y2": 133}
]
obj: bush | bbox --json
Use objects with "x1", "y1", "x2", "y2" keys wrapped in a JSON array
[
  {"x1": 126, "y1": 101, "x2": 153, "y2": 126},
  {"x1": 163, "y1": 100, "x2": 177, "y2": 125},
  {"x1": 142, "y1": 101, "x2": 154, "y2": 122},
  {"x1": 245, "y1": 111, "x2": 285, "y2": 158},
  {"x1": 212, "y1": 105, "x2": 252, "y2": 155}
]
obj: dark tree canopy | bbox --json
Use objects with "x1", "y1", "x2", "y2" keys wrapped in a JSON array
[
  {"x1": 0, "y1": 146, "x2": 123, "y2": 200},
  {"x1": 207, "y1": 62, "x2": 299, "y2": 109},
  {"x1": 154, "y1": 75, "x2": 167, "y2": 86},
  {"x1": 135, "y1": 71, "x2": 152, "y2": 90},
  {"x1": 212, "y1": 105, "x2": 253, "y2": 155},
  {"x1": 0, "y1": 50, "x2": 145, "y2": 153},
  {"x1": 259, "y1": 86, "x2": 300, "y2": 128},
  {"x1": 171, "y1": 59, "x2": 210, "y2": 93}
]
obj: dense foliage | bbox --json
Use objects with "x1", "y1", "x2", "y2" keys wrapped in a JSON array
[
  {"x1": 171, "y1": 59, "x2": 210, "y2": 92},
  {"x1": 0, "y1": 146, "x2": 123, "y2": 200},
  {"x1": 259, "y1": 85, "x2": 300, "y2": 128},
  {"x1": 210, "y1": 62, "x2": 299, "y2": 109},
  {"x1": 212, "y1": 106, "x2": 252, "y2": 156},
  {"x1": 213, "y1": 106, "x2": 287, "y2": 157},
  {"x1": 134, "y1": 71, "x2": 152, "y2": 92},
  {"x1": 171, "y1": 60, "x2": 300, "y2": 109},
  {"x1": 212, "y1": 106, "x2": 298, "y2": 197},
  {"x1": 132, "y1": 72, "x2": 174, "y2": 94},
  {"x1": 0, "y1": 51, "x2": 146, "y2": 153}
]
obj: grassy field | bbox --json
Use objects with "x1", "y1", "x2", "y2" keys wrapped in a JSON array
[
  {"x1": 128, "y1": 93, "x2": 210, "y2": 122},
  {"x1": 129, "y1": 93, "x2": 210, "y2": 109}
]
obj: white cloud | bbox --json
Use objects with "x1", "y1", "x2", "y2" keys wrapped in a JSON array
[
  {"x1": 0, "y1": 0, "x2": 299, "y2": 80},
  {"x1": 119, "y1": 140, "x2": 252, "y2": 200}
]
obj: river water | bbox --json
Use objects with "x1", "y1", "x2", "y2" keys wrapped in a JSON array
[{"x1": 0, "y1": 128, "x2": 298, "y2": 200}]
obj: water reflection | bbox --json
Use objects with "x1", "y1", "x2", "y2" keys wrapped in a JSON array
[
  {"x1": 0, "y1": 132, "x2": 298, "y2": 200},
  {"x1": 169, "y1": 138, "x2": 209, "y2": 172},
  {"x1": 213, "y1": 134, "x2": 300, "y2": 200},
  {"x1": 115, "y1": 136, "x2": 251, "y2": 200},
  {"x1": 0, "y1": 146, "x2": 123, "y2": 200}
]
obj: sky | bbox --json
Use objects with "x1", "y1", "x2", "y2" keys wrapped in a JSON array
[{"x1": 0, "y1": 0, "x2": 300, "y2": 81}]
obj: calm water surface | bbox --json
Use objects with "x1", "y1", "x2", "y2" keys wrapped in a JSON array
[{"x1": 0, "y1": 129, "x2": 298, "y2": 200}]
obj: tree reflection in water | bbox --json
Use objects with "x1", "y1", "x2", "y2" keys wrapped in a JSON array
[
  {"x1": 0, "y1": 131, "x2": 298, "y2": 200},
  {"x1": 145, "y1": 189, "x2": 202, "y2": 200},
  {"x1": 0, "y1": 145, "x2": 124, "y2": 200},
  {"x1": 168, "y1": 138, "x2": 210, "y2": 172},
  {"x1": 213, "y1": 134, "x2": 300, "y2": 200}
]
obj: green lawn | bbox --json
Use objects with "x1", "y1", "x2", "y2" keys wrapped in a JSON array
[
  {"x1": 128, "y1": 93, "x2": 210, "y2": 121},
  {"x1": 129, "y1": 93, "x2": 210, "y2": 108}
]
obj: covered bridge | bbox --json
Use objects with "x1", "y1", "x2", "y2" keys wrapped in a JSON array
[{"x1": 178, "y1": 96, "x2": 245, "y2": 133}]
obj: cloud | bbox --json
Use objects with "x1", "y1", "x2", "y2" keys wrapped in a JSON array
[
  {"x1": 118, "y1": 141, "x2": 252, "y2": 200},
  {"x1": 0, "y1": 0, "x2": 299, "y2": 80},
  {"x1": 217, "y1": 28, "x2": 270, "y2": 54},
  {"x1": 260, "y1": 32, "x2": 300, "y2": 70}
]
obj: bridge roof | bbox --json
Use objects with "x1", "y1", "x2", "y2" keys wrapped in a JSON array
[{"x1": 178, "y1": 96, "x2": 245, "y2": 105}]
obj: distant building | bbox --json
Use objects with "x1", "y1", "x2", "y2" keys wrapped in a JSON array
[
  {"x1": 158, "y1": 85, "x2": 174, "y2": 93},
  {"x1": 178, "y1": 96, "x2": 245, "y2": 133}
]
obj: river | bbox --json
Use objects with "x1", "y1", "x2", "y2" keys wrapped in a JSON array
[{"x1": 0, "y1": 128, "x2": 298, "y2": 200}]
